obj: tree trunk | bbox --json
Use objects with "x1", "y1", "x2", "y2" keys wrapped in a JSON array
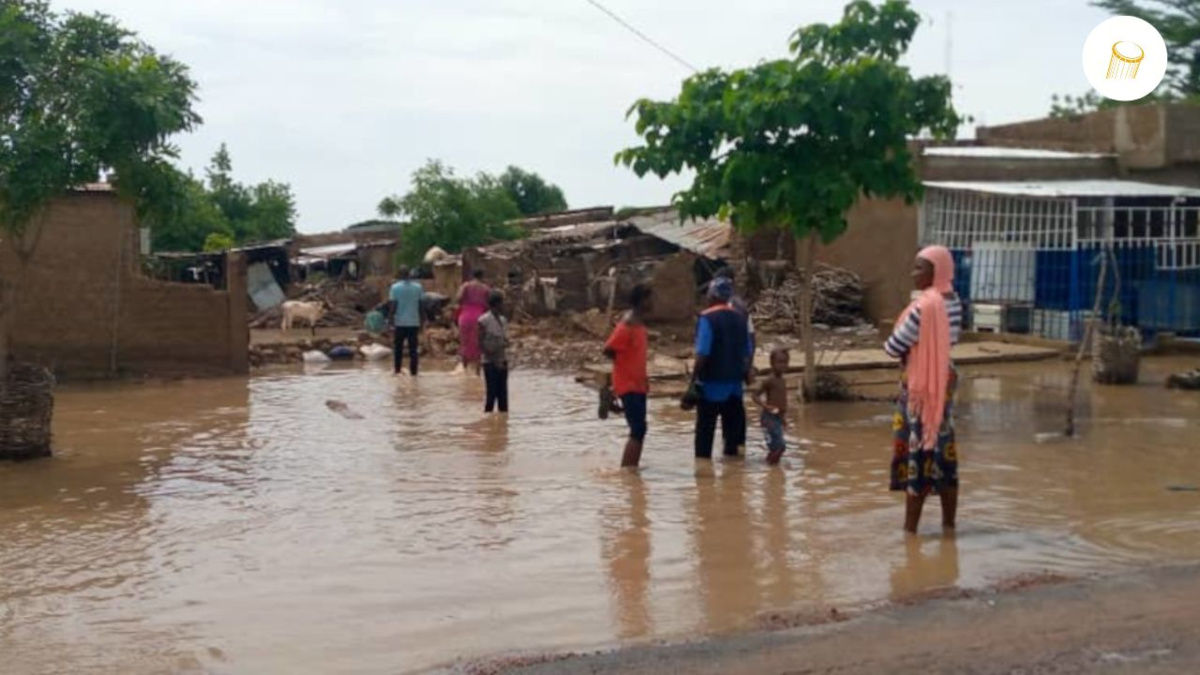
[
  {"x1": 800, "y1": 233, "x2": 818, "y2": 401},
  {"x1": 0, "y1": 263, "x2": 15, "y2": 384}
]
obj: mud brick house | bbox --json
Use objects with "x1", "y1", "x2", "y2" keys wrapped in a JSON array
[
  {"x1": 452, "y1": 208, "x2": 786, "y2": 323},
  {"x1": 817, "y1": 103, "x2": 1200, "y2": 327},
  {"x1": 1, "y1": 186, "x2": 249, "y2": 378}
]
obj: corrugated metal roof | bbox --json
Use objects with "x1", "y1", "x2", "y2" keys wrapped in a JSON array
[
  {"x1": 924, "y1": 180, "x2": 1200, "y2": 198},
  {"x1": 232, "y1": 239, "x2": 292, "y2": 252},
  {"x1": 924, "y1": 147, "x2": 1113, "y2": 160},
  {"x1": 628, "y1": 212, "x2": 731, "y2": 259},
  {"x1": 300, "y1": 242, "x2": 358, "y2": 257}
]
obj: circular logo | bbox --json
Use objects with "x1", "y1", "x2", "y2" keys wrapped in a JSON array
[{"x1": 1083, "y1": 16, "x2": 1167, "y2": 101}]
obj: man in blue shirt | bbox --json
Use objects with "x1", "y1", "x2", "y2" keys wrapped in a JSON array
[
  {"x1": 690, "y1": 277, "x2": 754, "y2": 459},
  {"x1": 388, "y1": 266, "x2": 424, "y2": 376}
]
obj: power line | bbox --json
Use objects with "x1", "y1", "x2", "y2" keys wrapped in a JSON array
[{"x1": 582, "y1": 0, "x2": 699, "y2": 73}]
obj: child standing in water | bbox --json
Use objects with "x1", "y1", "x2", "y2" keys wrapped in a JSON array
[
  {"x1": 753, "y1": 347, "x2": 791, "y2": 465},
  {"x1": 478, "y1": 291, "x2": 510, "y2": 414},
  {"x1": 603, "y1": 284, "x2": 653, "y2": 468}
]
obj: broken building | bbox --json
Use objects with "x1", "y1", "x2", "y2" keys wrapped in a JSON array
[{"x1": 2, "y1": 186, "x2": 249, "y2": 378}]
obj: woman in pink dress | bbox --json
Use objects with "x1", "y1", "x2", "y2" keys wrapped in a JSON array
[{"x1": 455, "y1": 270, "x2": 491, "y2": 376}]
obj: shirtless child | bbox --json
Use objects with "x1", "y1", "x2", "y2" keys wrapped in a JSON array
[{"x1": 753, "y1": 347, "x2": 790, "y2": 465}]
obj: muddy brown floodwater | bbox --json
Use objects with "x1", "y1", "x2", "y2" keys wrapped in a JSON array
[{"x1": 1, "y1": 358, "x2": 1199, "y2": 674}]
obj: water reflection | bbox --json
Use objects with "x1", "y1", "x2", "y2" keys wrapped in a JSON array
[
  {"x1": 691, "y1": 461, "x2": 757, "y2": 633},
  {"x1": 602, "y1": 473, "x2": 651, "y2": 639},
  {"x1": 890, "y1": 535, "x2": 960, "y2": 600}
]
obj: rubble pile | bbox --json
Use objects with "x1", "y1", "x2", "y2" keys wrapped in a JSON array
[
  {"x1": 250, "y1": 278, "x2": 387, "y2": 330},
  {"x1": 1167, "y1": 369, "x2": 1200, "y2": 390},
  {"x1": 250, "y1": 332, "x2": 390, "y2": 367},
  {"x1": 752, "y1": 264, "x2": 867, "y2": 332}
]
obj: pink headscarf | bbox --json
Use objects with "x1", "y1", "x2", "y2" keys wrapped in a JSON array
[{"x1": 898, "y1": 246, "x2": 955, "y2": 449}]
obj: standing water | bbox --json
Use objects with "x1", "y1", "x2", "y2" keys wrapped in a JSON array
[{"x1": 1, "y1": 359, "x2": 1199, "y2": 674}]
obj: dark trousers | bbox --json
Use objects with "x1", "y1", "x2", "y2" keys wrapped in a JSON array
[
  {"x1": 695, "y1": 396, "x2": 746, "y2": 459},
  {"x1": 484, "y1": 363, "x2": 509, "y2": 413},
  {"x1": 393, "y1": 326, "x2": 419, "y2": 375}
]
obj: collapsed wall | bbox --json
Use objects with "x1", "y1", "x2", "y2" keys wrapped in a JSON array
[{"x1": 1, "y1": 192, "x2": 249, "y2": 378}]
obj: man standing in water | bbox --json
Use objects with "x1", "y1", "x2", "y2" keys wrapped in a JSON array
[
  {"x1": 690, "y1": 277, "x2": 753, "y2": 459},
  {"x1": 604, "y1": 283, "x2": 653, "y2": 468},
  {"x1": 714, "y1": 266, "x2": 755, "y2": 359},
  {"x1": 388, "y1": 266, "x2": 424, "y2": 376}
]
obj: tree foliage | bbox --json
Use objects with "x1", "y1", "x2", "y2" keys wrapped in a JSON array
[
  {"x1": 497, "y1": 165, "x2": 568, "y2": 216},
  {"x1": 617, "y1": 0, "x2": 962, "y2": 241},
  {"x1": 617, "y1": 0, "x2": 961, "y2": 399},
  {"x1": 1050, "y1": 0, "x2": 1200, "y2": 116},
  {"x1": 203, "y1": 231, "x2": 235, "y2": 252},
  {"x1": 0, "y1": 0, "x2": 200, "y2": 239},
  {"x1": 379, "y1": 160, "x2": 566, "y2": 264},
  {"x1": 142, "y1": 144, "x2": 297, "y2": 251},
  {"x1": 1095, "y1": 0, "x2": 1200, "y2": 98}
]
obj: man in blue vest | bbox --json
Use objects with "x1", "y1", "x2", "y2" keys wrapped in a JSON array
[
  {"x1": 388, "y1": 266, "x2": 424, "y2": 376},
  {"x1": 690, "y1": 277, "x2": 754, "y2": 459}
]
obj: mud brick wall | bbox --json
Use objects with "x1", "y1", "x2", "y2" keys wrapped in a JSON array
[
  {"x1": 815, "y1": 197, "x2": 919, "y2": 324},
  {"x1": 647, "y1": 252, "x2": 700, "y2": 322},
  {"x1": 1, "y1": 192, "x2": 248, "y2": 378}
]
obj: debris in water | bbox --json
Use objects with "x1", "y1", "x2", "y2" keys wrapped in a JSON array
[
  {"x1": 326, "y1": 400, "x2": 364, "y2": 420},
  {"x1": 1034, "y1": 432, "x2": 1070, "y2": 444},
  {"x1": 1166, "y1": 485, "x2": 1199, "y2": 492}
]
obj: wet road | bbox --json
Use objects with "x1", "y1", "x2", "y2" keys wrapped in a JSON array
[{"x1": 1, "y1": 359, "x2": 1198, "y2": 674}]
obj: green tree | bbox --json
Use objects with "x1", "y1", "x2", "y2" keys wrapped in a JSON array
[
  {"x1": 248, "y1": 180, "x2": 298, "y2": 242},
  {"x1": 0, "y1": 0, "x2": 199, "y2": 388},
  {"x1": 617, "y1": 0, "x2": 962, "y2": 398},
  {"x1": 1096, "y1": 0, "x2": 1200, "y2": 97},
  {"x1": 203, "y1": 231, "x2": 236, "y2": 252},
  {"x1": 130, "y1": 161, "x2": 232, "y2": 252},
  {"x1": 145, "y1": 144, "x2": 297, "y2": 249},
  {"x1": 498, "y1": 165, "x2": 568, "y2": 216},
  {"x1": 379, "y1": 160, "x2": 524, "y2": 265},
  {"x1": 1050, "y1": 0, "x2": 1200, "y2": 116}
]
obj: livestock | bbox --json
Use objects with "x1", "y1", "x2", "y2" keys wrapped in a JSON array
[
  {"x1": 423, "y1": 246, "x2": 449, "y2": 265},
  {"x1": 281, "y1": 300, "x2": 327, "y2": 335}
]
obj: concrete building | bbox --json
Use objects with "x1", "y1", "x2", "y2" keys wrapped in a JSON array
[{"x1": 817, "y1": 103, "x2": 1200, "y2": 325}]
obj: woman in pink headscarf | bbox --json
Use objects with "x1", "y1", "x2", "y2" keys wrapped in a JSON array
[
  {"x1": 884, "y1": 246, "x2": 963, "y2": 534},
  {"x1": 455, "y1": 269, "x2": 491, "y2": 376}
]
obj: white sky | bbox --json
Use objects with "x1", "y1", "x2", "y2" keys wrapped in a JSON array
[{"x1": 53, "y1": 0, "x2": 1113, "y2": 233}]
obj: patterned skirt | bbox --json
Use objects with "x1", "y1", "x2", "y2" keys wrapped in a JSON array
[{"x1": 889, "y1": 367, "x2": 958, "y2": 496}]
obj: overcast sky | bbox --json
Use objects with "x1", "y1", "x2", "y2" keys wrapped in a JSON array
[{"x1": 54, "y1": 0, "x2": 1112, "y2": 233}]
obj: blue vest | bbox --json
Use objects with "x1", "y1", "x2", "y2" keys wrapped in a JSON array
[{"x1": 700, "y1": 305, "x2": 749, "y2": 383}]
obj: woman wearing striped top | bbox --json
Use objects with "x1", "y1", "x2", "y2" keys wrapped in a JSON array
[{"x1": 884, "y1": 246, "x2": 962, "y2": 535}]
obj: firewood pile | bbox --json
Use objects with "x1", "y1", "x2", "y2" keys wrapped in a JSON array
[{"x1": 752, "y1": 264, "x2": 866, "y2": 332}]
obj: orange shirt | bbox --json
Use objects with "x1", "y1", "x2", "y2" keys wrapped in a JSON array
[{"x1": 604, "y1": 320, "x2": 649, "y2": 396}]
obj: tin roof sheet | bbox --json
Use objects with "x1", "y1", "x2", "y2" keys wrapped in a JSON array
[
  {"x1": 923, "y1": 180, "x2": 1200, "y2": 198},
  {"x1": 628, "y1": 212, "x2": 731, "y2": 259},
  {"x1": 923, "y1": 147, "x2": 1113, "y2": 160}
]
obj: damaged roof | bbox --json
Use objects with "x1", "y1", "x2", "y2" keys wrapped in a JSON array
[
  {"x1": 924, "y1": 180, "x2": 1200, "y2": 199},
  {"x1": 628, "y1": 212, "x2": 731, "y2": 259}
]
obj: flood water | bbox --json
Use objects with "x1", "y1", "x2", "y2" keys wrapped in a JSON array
[{"x1": 2, "y1": 358, "x2": 1199, "y2": 674}]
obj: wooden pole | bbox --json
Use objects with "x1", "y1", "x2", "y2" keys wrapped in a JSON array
[
  {"x1": 1065, "y1": 249, "x2": 1108, "y2": 437},
  {"x1": 800, "y1": 232, "x2": 818, "y2": 401}
]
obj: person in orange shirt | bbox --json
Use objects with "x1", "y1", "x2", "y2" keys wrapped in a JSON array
[{"x1": 604, "y1": 284, "x2": 653, "y2": 468}]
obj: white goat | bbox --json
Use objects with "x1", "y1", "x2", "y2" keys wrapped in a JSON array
[{"x1": 281, "y1": 300, "x2": 327, "y2": 335}]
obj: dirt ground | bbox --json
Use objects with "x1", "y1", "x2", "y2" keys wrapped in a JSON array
[{"x1": 484, "y1": 564, "x2": 1200, "y2": 675}]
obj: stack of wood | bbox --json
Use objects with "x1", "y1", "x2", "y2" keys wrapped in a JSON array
[{"x1": 752, "y1": 264, "x2": 865, "y2": 332}]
